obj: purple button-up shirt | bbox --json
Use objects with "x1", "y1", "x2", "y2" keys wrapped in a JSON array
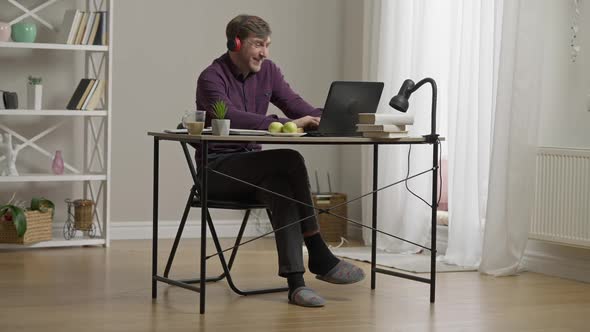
[{"x1": 195, "y1": 53, "x2": 322, "y2": 158}]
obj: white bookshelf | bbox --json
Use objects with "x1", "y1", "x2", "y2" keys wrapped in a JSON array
[
  {"x1": 0, "y1": 41, "x2": 108, "y2": 51},
  {"x1": 0, "y1": 110, "x2": 108, "y2": 116},
  {"x1": 0, "y1": 174, "x2": 107, "y2": 183},
  {"x1": 0, "y1": 0, "x2": 113, "y2": 249}
]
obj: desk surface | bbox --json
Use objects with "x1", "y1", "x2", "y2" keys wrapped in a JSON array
[{"x1": 148, "y1": 132, "x2": 442, "y2": 144}]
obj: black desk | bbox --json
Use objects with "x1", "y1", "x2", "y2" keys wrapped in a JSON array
[{"x1": 148, "y1": 132, "x2": 441, "y2": 314}]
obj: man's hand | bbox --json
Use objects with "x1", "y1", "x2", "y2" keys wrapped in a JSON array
[{"x1": 292, "y1": 116, "x2": 320, "y2": 129}]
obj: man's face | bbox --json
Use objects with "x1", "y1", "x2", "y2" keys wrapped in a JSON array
[{"x1": 237, "y1": 35, "x2": 271, "y2": 73}]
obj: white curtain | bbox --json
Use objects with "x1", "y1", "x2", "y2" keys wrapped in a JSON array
[
  {"x1": 362, "y1": 0, "x2": 544, "y2": 274},
  {"x1": 362, "y1": 0, "x2": 498, "y2": 264},
  {"x1": 361, "y1": 0, "x2": 446, "y2": 253},
  {"x1": 479, "y1": 0, "x2": 544, "y2": 275}
]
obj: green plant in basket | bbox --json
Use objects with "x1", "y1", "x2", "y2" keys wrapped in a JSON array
[
  {"x1": 0, "y1": 194, "x2": 54, "y2": 237},
  {"x1": 212, "y1": 100, "x2": 228, "y2": 119}
]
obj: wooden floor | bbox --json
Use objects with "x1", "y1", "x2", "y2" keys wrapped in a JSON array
[{"x1": 1, "y1": 238, "x2": 589, "y2": 332}]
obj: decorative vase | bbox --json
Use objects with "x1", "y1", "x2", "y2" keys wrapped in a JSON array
[
  {"x1": 11, "y1": 22, "x2": 37, "y2": 43},
  {"x1": 212, "y1": 119, "x2": 230, "y2": 136},
  {"x1": 0, "y1": 22, "x2": 10, "y2": 42},
  {"x1": 27, "y1": 84, "x2": 42, "y2": 110},
  {"x1": 52, "y1": 150, "x2": 64, "y2": 175}
]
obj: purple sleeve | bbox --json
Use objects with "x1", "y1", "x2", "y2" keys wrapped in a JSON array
[
  {"x1": 197, "y1": 73, "x2": 283, "y2": 130},
  {"x1": 269, "y1": 64, "x2": 322, "y2": 118}
]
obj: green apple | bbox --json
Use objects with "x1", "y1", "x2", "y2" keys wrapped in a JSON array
[
  {"x1": 282, "y1": 121, "x2": 298, "y2": 133},
  {"x1": 268, "y1": 122, "x2": 283, "y2": 133}
]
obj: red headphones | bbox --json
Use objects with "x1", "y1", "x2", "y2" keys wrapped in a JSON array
[
  {"x1": 227, "y1": 16, "x2": 251, "y2": 52},
  {"x1": 226, "y1": 36, "x2": 241, "y2": 52}
]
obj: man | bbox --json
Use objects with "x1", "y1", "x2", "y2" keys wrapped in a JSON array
[{"x1": 195, "y1": 14, "x2": 364, "y2": 307}]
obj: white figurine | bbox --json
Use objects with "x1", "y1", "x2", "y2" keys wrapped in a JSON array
[{"x1": 0, "y1": 133, "x2": 19, "y2": 176}]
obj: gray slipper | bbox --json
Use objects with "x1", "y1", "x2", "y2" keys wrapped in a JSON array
[
  {"x1": 315, "y1": 260, "x2": 365, "y2": 284},
  {"x1": 289, "y1": 287, "x2": 326, "y2": 307}
]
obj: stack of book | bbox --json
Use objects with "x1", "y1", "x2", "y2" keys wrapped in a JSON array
[
  {"x1": 357, "y1": 113, "x2": 414, "y2": 138},
  {"x1": 66, "y1": 79, "x2": 105, "y2": 110},
  {"x1": 58, "y1": 10, "x2": 108, "y2": 45}
]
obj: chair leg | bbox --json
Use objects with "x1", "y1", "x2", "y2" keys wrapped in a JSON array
[
  {"x1": 226, "y1": 209, "x2": 251, "y2": 270},
  {"x1": 163, "y1": 190, "x2": 194, "y2": 278},
  {"x1": 175, "y1": 209, "x2": 249, "y2": 284},
  {"x1": 163, "y1": 190, "x2": 224, "y2": 283},
  {"x1": 207, "y1": 209, "x2": 288, "y2": 296}
]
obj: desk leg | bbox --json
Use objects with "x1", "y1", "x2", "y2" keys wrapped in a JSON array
[
  {"x1": 430, "y1": 142, "x2": 438, "y2": 303},
  {"x1": 371, "y1": 144, "x2": 378, "y2": 290},
  {"x1": 199, "y1": 141, "x2": 208, "y2": 314},
  {"x1": 152, "y1": 137, "x2": 159, "y2": 299}
]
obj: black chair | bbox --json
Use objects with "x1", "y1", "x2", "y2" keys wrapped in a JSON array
[{"x1": 163, "y1": 136, "x2": 288, "y2": 295}]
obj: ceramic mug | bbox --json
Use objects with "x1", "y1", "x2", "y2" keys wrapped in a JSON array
[
  {"x1": 0, "y1": 22, "x2": 10, "y2": 42},
  {"x1": 11, "y1": 22, "x2": 37, "y2": 43}
]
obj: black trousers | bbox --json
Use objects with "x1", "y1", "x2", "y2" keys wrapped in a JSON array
[{"x1": 203, "y1": 149, "x2": 318, "y2": 277}]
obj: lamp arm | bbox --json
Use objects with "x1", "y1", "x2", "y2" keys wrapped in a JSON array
[{"x1": 410, "y1": 78, "x2": 438, "y2": 142}]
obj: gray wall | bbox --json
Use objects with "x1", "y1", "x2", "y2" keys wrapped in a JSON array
[
  {"x1": 523, "y1": 0, "x2": 590, "y2": 281},
  {"x1": 0, "y1": 1, "x2": 367, "y2": 237},
  {"x1": 537, "y1": 0, "x2": 590, "y2": 148},
  {"x1": 110, "y1": 0, "x2": 365, "y2": 227}
]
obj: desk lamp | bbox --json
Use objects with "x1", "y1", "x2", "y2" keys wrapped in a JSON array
[{"x1": 389, "y1": 78, "x2": 438, "y2": 142}]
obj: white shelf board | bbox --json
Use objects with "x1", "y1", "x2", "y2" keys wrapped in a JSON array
[
  {"x1": 0, "y1": 238, "x2": 105, "y2": 249},
  {"x1": 0, "y1": 174, "x2": 107, "y2": 183},
  {"x1": 0, "y1": 110, "x2": 108, "y2": 116},
  {"x1": 0, "y1": 41, "x2": 108, "y2": 52}
]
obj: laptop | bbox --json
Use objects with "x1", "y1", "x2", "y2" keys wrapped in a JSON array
[{"x1": 307, "y1": 81, "x2": 384, "y2": 137}]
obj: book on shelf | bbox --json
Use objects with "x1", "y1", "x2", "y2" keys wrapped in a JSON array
[
  {"x1": 358, "y1": 113, "x2": 414, "y2": 125},
  {"x1": 73, "y1": 12, "x2": 89, "y2": 45},
  {"x1": 57, "y1": 10, "x2": 108, "y2": 45},
  {"x1": 66, "y1": 79, "x2": 104, "y2": 110},
  {"x1": 362, "y1": 131, "x2": 409, "y2": 138},
  {"x1": 75, "y1": 79, "x2": 96, "y2": 109},
  {"x1": 80, "y1": 79, "x2": 99, "y2": 109},
  {"x1": 81, "y1": 12, "x2": 97, "y2": 45},
  {"x1": 66, "y1": 79, "x2": 93, "y2": 110},
  {"x1": 356, "y1": 124, "x2": 407, "y2": 132},
  {"x1": 57, "y1": 9, "x2": 82, "y2": 44},
  {"x1": 84, "y1": 80, "x2": 105, "y2": 110},
  {"x1": 87, "y1": 12, "x2": 101, "y2": 45},
  {"x1": 96, "y1": 11, "x2": 108, "y2": 45}
]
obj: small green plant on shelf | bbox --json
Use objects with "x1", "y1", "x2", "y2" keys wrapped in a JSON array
[
  {"x1": 212, "y1": 100, "x2": 228, "y2": 119},
  {"x1": 28, "y1": 75, "x2": 42, "y2": 85},
  {"x1": 0, "y1": 194, "x2": 54, "y2": 237}
]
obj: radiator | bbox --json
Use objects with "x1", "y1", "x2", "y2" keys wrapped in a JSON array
[{"x1": 530, "y1": 147, "x2": 590, "y2": 248}]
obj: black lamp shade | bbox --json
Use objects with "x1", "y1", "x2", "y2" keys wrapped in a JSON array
[
  {"x1": 389, "y1": 94, "x2": 409, "y2": 112},
  {"x1": 389, "y1": 79, "x2": 415, "y2": 113}
]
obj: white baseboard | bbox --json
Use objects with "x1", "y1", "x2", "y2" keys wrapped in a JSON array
[
  {"x1": 521, "y1": 240, "x2": 590, "y2": 283},
  {"x1": 52, "y1": 219, "x2": 270, "y2": 240}
]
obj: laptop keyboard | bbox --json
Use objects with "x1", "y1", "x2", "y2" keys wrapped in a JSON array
[{"x1": 305, "y1": 131, "x2": 326, "y2": 137}]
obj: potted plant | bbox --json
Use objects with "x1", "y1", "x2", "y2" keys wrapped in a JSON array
[
  {"x1": 27, "y1": 75, "x2": 43, "y2": 110},
  {"x1": 0, "y1": 194, "x2": 54, "y2": 243},
  {"x1": 211, "y1": 100, "x2": 230, "y2": 136}
]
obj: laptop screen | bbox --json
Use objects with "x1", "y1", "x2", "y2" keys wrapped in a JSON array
[{"x1": 317, "y1": 81, "x2": 384, "y2": 136}]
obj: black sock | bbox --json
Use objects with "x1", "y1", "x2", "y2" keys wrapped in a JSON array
[
  {"x1": 287, "y1": 273, "x2": 305, "y2": 300},
  {"x1": 304, "y1": 232, "x2": 340, "y2": 275}
]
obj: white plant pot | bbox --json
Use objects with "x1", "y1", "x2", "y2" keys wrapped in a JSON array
[
  {"x1": 212, "y1": 119, "x2": 230, "y2": 136},
  {"x1": 27, "y1": 84, "x2": 42, "y2": 110}
]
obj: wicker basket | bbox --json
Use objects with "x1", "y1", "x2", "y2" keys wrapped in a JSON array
[
  {"x1": 313, "y1": 193, "x2": 347, "y2": 242},
  {"x1": 0, "y1": 209, "x2": 53, "y2": 244},
  {"x1": 74, "y1": 199, "x2": 94, "y2": 231}
]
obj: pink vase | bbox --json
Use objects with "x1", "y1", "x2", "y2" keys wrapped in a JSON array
[
  {"x1": 0, "y1": 22, "x2": 10, "y2": 42},
  {"x1": 52, "y1": 150, "x2": 64, "y2": 175}
]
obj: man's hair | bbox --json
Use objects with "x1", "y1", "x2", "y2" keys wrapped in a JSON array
[{"x1": 226, "y1": 14, "x2": 271, "y2": 41}]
